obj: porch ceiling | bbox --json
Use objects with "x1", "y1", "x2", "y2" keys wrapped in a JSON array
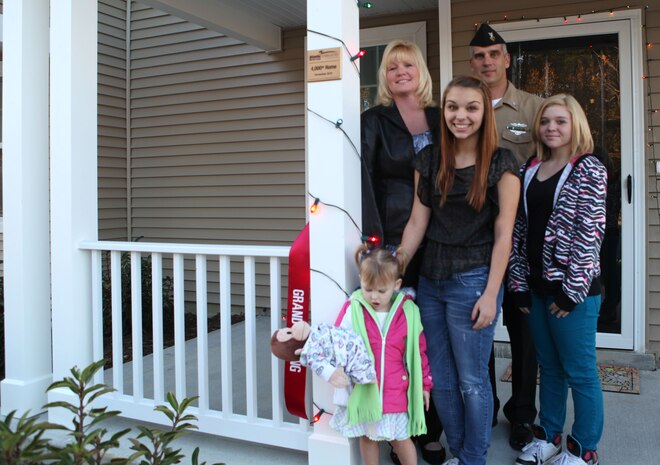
[{"x1": 138, "y1": 0, "x2": 439, "y2": 51}]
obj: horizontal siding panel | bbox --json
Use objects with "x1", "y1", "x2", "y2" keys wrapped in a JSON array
[
  {"x1": 131, "y1": 172, "x2": 304, "y2": 188},
  {"x1": 99, "y1": 94, "x2": 127, "y2": 109},
  {"x1": 131, "y1": 13, "x2": 184, "y2": 33},
  {"x1": 131, "y1": 88, "x2": 303, "y2": 115},
  {"x1": 133, "y1": 196, "x2": 303, "y2": 208},
  {"x1": 99, "y1": 15, "x2": 127, "y2": 34},
  {"x1": 131, "y1": 139, "x2": 305, "y2": 157},
  {"x1": 131, "y1": 36, "x2": 247, "y2": 62},
  {"x1": 132, "y1": 161, "x2": 304, "y2": 177},
  {"x1": 99, "y1": 31, "x2": 128, "y2": 51},
  {"x1": 133, "y1": 207, "x2": 303, "y2": 219},
  {"x1": 101, "y1": 198, "x2": 129, "y2": 209},
  {"x1": 100, "y1": 114, "x2": 128, "y2": 129},
  {"x1": 132, "y1": 25, "x2": 204, "y2": 44},
  {"x1": 99, "y1": 188, "x2": 129, "y2": 199},
  {"x1": 99, "y1": 80, "x2": 127, "y2": 97},
  {"x1": 99, "y1": 0, "x2": 127, "y2": 15},
  {"x1": 98, "y1": 136, "x2": 127, "y2": 149},
  {"x1": 128, "y1": 229, "x2": 302, "y2": 244},
  {"x1": 131, "y1": 129, "x2": 302, "y2": 147},
  {"x1": 130, "y1": 184, "x2": 303, "y2": 198},
  {"x1": 99, "y1": 44, "x2": 126, "y2": 61},
  {"x1": 131, "y1": 115, "x2": 303, "y2": 138},
  {"x1": 132, "y1": 150, "x2": 302, "y2": 167},
  {"x1": 99, "y1": 125, "x2": 127, "y2": 138},
  {"x1": 99, "y1": 105, "x2": 127, "y2": 119},
  {"x1": 131, "y1": 104, "x2": 302, "y2": 128},
  {"x1": 102, "y1": 177, "x2": 129, "y2": 189},
  {"x1": 99, "y1": 62, "x2": 126, "y2": 80},
  {"x1": 131, "y1": 59, "x2": 302, "y2": 85}
]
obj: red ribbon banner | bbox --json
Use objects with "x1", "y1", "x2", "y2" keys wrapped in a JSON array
[{"x1": 284, "y1": 223, "x2": 310, "y2": 419}]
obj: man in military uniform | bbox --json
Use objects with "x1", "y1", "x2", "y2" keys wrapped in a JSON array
[{"x1": 469, "y1": 22, "x2": 544, "y2": 451}]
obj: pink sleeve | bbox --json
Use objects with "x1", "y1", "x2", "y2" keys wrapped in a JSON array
[
  {"x1": 419, "y1": 330, "x2": 433, "y2": 391},
  {"x1": 334, "y1": 299, "x2": 352, "y2": 328}
]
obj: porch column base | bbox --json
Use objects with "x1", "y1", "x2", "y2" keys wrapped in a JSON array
[
  {"x1": 308, "y1": 429, "x2": 360, "y2": 465},
  {"x1": 0, "y1": 373, "x2": 52, "y2": 416}
]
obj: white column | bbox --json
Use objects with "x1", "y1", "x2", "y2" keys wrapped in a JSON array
[
  {"x1": 306, "y1": 1, "x2": 362, "y2": 464},
  {"x1": 49, "y1": 0, "x2": 98, "y2": 390},
  {"x1": 1, "y1": 0, "x2": 52, "y2": 415}
]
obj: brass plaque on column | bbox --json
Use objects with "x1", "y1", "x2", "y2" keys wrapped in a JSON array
[{"x1": 307, "y1": 47, "x2": 342, "y2": 82}]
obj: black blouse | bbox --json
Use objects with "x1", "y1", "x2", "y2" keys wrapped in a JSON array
[{"x1": 414, "y1": 146, "x2": 519, "y2": 280}]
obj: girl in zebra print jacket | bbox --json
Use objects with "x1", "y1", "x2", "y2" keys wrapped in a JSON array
[{"x1": 508, "y1": 94, "x2": 606, "y2": 465}]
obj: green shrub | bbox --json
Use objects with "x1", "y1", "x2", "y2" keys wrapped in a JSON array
[{"x1": 0, "y1": 360, "x2": 224, "y2": 465}]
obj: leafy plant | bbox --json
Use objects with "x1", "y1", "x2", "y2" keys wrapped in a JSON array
[
  {"x1": 128, "y1": 393, "x2": 224, "y2": 465},
  {"x1": 0, "y1": 410, "x2": 60, "y2": 465},
  {"x1": 0, "y1": 360, "x2": 225, "y2": 465},
  {"x1": 45, "y1": 359, "x2": 132, "y2": 465}
]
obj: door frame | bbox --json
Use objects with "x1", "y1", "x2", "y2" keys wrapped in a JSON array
[{"x1": 486, "y1": 10, "x2": 645, "y2": 351}]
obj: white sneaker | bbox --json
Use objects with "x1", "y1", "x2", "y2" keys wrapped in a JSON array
[
  {"x1": 545, "y1": 451, "x2": 587, "y2": 465},
  {"x1": 516, "y1": 437, "x2": 561, "y2": 465},
  {"x1": 442, "y1": 458, "x2": 460, "y2": 465}
]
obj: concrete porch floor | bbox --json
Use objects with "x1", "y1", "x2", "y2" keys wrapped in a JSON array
[{"x1": 40, "y1": 315, "x2": 660, "y2": 464}]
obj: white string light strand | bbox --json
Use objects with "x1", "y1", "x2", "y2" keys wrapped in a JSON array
[
  {"x1": 478, "y1": 4, "x2": 648, "y2": 26},
  {"x1": 306, "y1": 108, "x2": 361, "y2": 162}
]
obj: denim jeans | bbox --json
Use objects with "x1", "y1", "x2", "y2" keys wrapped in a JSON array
[
  {"x1": 417, "y1": 266, "x2": 502, "y2": 465},
  {"x1": 528, "y1": 292, "x2": 603, "y2": 450}
]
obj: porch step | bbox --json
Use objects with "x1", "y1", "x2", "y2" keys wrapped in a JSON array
[{"x1": 494, "y1": 342, "x2": 657, "y2": 371}]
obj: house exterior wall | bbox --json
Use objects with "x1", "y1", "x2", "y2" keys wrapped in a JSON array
[
  {"x1": 126, "y1": 2, "x2": 307, "y2": 312},
  {"x1": 645, "y1": 3, "x2": 660, "y2": 358},
  {"x1": 99, "y1": 0, "x2": 129, "y2": 241}
]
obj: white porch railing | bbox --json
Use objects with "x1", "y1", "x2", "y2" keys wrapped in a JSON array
[{"x1": 73, "y1": 240, "x2": 311, "y2": 451}]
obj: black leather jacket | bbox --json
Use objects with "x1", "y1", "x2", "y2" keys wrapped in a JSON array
[{"x1": 361, "y1": 104, "x2": 440, "y2": 285}]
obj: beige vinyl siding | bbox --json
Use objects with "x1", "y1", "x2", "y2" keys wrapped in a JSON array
[
  {"x1": 129, "y1": 3, "x2": 305, "y2": 313},
  {"x1": 646, "y1": 3, "x2": 660, "y2": 358},
  {"x1": 129, "y1": 3, "x2": 305, "y2": 245},
  {"x1": 451, "y1": 0, "x2": 658, "y2": 357},
  {"x1": 99, "y1": 0, "x2": 129, "y2": 241}
]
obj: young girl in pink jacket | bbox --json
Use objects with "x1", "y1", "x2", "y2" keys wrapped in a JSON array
[{"x1": 331, "y1": 243, "x2": 433, "y2": 465}]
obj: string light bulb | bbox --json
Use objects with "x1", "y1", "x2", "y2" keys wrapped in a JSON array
[
  {"x1": 310, "y1": 407, "x2": 326, "y2": 425},
  {"x1": 563, "y1": 16, "x2": 568, "y2": 23},
  {"x1": 357, "y1": 1, "x2": 374, "y2": 8},
  {"x1": 363, "y1": 235, "x2": 381, "y2": 248},
  {"x1": 577, "y1": 15, "x2": 583, "y2": 22},
  {"x1": 350, "y1": 49, "x2": 367, "y2": 62},
  {"x1": 310, "y1": 198, "x2": 320, "y2": 213}
]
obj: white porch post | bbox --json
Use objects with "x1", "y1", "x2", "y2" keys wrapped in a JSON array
[
  {"x1": 306, "y1": 1, "x2": 362, "y2": 464},
  {"x1": 48, "y1": 0, "x2": 98, "y2": 394},
  {"x1": 1, "y1": 0, "x2": 52, "y2": 415}
]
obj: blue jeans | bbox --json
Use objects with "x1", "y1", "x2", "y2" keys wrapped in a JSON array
[
  {"x1": 528, "y1": 293, "x2": 603, "y2": 450},
  {"x1": 417, "y1": 266, "x2": 502, "y2": 465}
]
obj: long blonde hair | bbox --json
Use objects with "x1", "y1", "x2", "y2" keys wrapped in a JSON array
[
  {"x1": 438, "y1": 75, "x2": 498, "y2": 211},
  {"x1": 376, "y1": 40, "x2": 434, "y2": 108},
  {"x1": 533, "y1": 94, "x2": 594, "y2": 161}
]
